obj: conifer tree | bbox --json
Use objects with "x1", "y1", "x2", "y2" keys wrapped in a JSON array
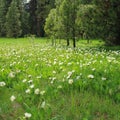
[
  {"x1": 6, "y1": 0, "x2": 22, "y2": 37},
  {"x1": 0, "y1": 0, "x2": 7, "y2": 36}
]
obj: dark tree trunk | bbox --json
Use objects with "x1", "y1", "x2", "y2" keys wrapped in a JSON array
[
  {"x1": 73, "y1": 37, "x2": 76, "y2": 48},
  {"x1": 67, "y1": 38, "x2": 70, "y2": 46}
]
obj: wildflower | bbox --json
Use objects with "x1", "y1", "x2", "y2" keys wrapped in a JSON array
[
  {"x1": 35, "y1": 64, "x2": 39, "y2": 67},
  {"x1": 40, "y1": 90, "x2": 45, "y2": 95},
  {"x1": 28, "y1": 75, "x2": 32, "y2": 78},
  {"x1": 36, "y1": 76, "x2": 41, "y2": 79},
  {"x1": 30, "y1": 84, "x2": 34, "y2": 89},
  {"x1": 34, "y1": 88, "x2": 40, "y2": 94},
  {"x1": 1, "y1": 68, "x2": 4, "y2": 72},
  {"x1": 28, "y1": 80, "x2": 33, "y2": 83},
  {"x1": 22, "y1": 79, "x2": 27, "y2": 83},
  {"x1": 88, "y1": 74, "x2": 94, "y2": 79},
  {"x1": 24, "y1": 112, "x2": 32, "y2": 118},
  {"x1": 67, "y1": 71, "x2": 73, "y2": 79},
  {"x1": 92, "y1": 68, "x2": 96, "y2": 71},
  {"x1": 25, "y1": 89, "x2": 31, "y2": 94},
  {"x1": 53, "y1": 71, "x2": 56, "y2": 74},
  {"x1": 0, "y1": 82, "x2": 6, "y2": 87},
  {"x1": 50, "y1": 80, "x2": 54, "y2": 84},
  {"x1": 10, "y1": 95, "x2": 16, "y2": 102},
  {"x1": 8, "y1": 72, "x2": 15, "y2": 78},
  {"x1": 57, "y1": 85, "x2": 62, "y2": 89},
  {"x1": 41, "y1": 101, "x2": 45, "y2": 108},
  {"x1": 68, "y1": 79, "x2": 73, "y2": 84},
  {"x1": 101, "y1": 77, "x2": 107, "y2": 81}
]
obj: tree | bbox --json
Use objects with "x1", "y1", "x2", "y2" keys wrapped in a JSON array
[
  {"x1": 59, "y1": 0, "x2": 79, "y2": 47},
  {"x1": 93, "y1": 0, "x2": 120, "y2": 45},
  {"x1": 36, "y1": 0, "x2": 55, "y2": 37},
  {"x1": 76, "y1": 4, "x2": 97, "y2": 43},
  {"x1": 6, "y1": 0, "x2": 22, "y2": 37},
  {"x1": 0, "y1": 0, "x2": 6, "y2": 36},
  {"x1": 29, "y1": 0, "x2": 37, "y2": 35}
]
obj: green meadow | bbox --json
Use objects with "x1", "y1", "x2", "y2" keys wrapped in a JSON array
[{"x1": 0, "y1": 38, "x2": 120, "y2": 120}]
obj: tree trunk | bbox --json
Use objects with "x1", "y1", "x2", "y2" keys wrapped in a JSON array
[
  {"x1": 73, "y1": 37, "x2": 76, "y2": 48},
  {"x1": 67, "y1": 38, "x2": 70, "y2": 46}
]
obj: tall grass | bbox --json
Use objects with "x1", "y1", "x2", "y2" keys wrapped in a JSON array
[{"x1": 0, "y1": 38, "x2": 120, "y2": 120}]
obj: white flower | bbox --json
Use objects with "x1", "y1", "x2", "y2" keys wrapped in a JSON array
[
  {"x1": 34, "y1": 88, "x2": 40, "y2": 94},
  {"x1": 35, "y1": 64, "x2": 39, "y2": 67},
  {"x1": 92, "y1": 68, "x2": 96, "y2": 71},
  {"x1": 24, "y1": 112, "x2": 32, "y2": 118},
  {"x1": 30, "y1": 84, "x2": 34, "y2": 89},
  {"x1": 40, "y1": 90, "x2": 45, "y2": 95},
  {"x1": 53, "y1": 71, "x2": 56, "y2": 74},
  {"x1": 1, "y1": 68, "x2": 4, "y2": 72},
  {"x1": 10, "y1": 95, "x2": 16, "y2": 102},
  {"x1": 25, "y1": 89, "x2": 31, "y2": 94},
  {"x1": 101, "y1": 77, "x2": 107, "y2": 81},
  {"x1": 68, "y1": 79, "x2": 73, "y2": 84},
  {"x1": 41, "y1": 101, "x2": 45, "y2": 108},
  {"x1": 9, "y1": 72, "x2": 15, "y2": 78},
  {"x1": 0, "y1": 81, "x2": 6, "y2": 87},
  {"x1": 28, "y1": 75, "x2": 32, "y2": 78},
  {"x1": 28, "y1": 80, "x2": 33, "y2": 83},
  {"x1": 57, "y1": 85, "x2": 62, "y2": 89},
  {"x1": 67, "y1": 71, "x2": 73, "y2": 79},
  {"x1": 36, "y1": 76, "x2": 41, "y2": 79},
  {"x1": 88, "y1": 74, "x2": 94, "y2": 79},
  {"x1": 22, "y1": 79, "x2": 27, "y2": 83}
]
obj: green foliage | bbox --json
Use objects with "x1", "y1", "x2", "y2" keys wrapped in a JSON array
[
  {"x1": 5, "y1": 0, "x2": 22, "y2": 37},
  {"x1": 93, "y1": 0, "x2": 120, "y2": 45},
  {"x1": 0, "y1": 38, "x2": 120, "y2": 119},
  {"x1": 0, "y1": 0, "x2": 7, "y2": 36},
  {"x1": 76, "y1": 4, "x2": 97, "y2": 40}
]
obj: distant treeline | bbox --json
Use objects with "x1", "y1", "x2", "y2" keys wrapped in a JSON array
[{"x1": 0, "y1": 0, "x2": 120, "y2": 46}]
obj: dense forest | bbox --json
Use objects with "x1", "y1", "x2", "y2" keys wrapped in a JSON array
[{"x1": 0, "y1": 0, "x2": 120, "y2": 46}]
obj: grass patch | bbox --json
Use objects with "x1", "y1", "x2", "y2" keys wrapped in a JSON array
[{"x1": 0, "y1": 38, "x2": 120, "y2": 119}]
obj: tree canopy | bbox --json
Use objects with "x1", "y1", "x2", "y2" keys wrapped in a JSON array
[{"x1": 0, "y1": 0, "x2": 119, "y2": 46}]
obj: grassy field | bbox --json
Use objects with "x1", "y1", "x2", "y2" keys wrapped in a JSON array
[{"x1": 0, "y1": 38, "x2": 120, "y2": 120}]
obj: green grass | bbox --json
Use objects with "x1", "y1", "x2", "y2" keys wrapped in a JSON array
[{"x1": 0, "y1": 38, "x2": 120, "y2": 120}]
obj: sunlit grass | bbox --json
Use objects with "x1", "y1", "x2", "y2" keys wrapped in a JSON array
[{"x1": 0, "y1": 38, "x2": 120, "y2": 120}]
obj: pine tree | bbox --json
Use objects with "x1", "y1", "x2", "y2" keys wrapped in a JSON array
[
  {"x1": 6, "y1": 0, "x2": 22, "y2": 37},
  {"x1": 0, "y1": 0, "x2": 7, "y2": 36}
]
